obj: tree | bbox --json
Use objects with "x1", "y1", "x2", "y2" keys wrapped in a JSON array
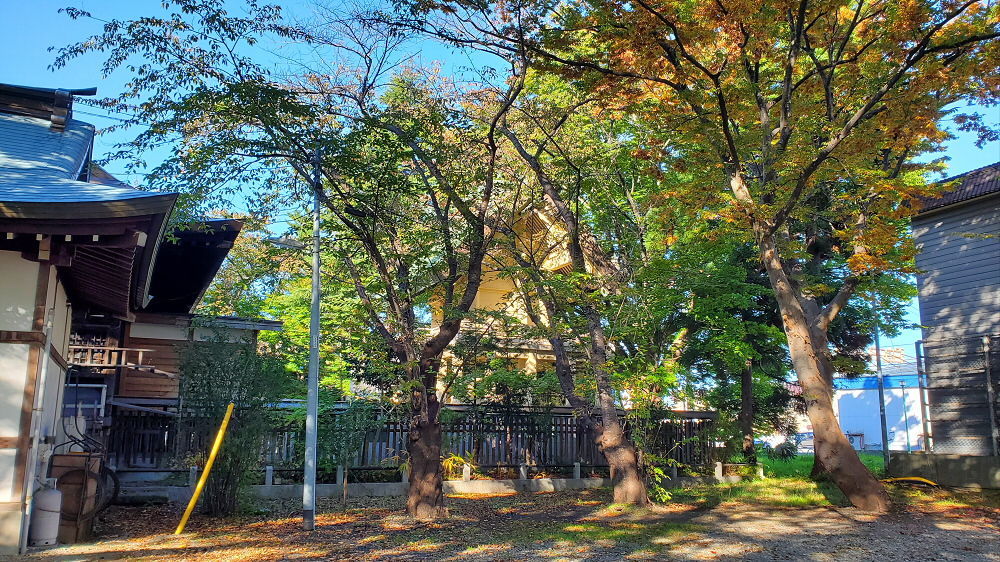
[
  {"x1": 53, "y1": 1, "x2": 523, "y2": 518},
  {"x1": 390, "y1": 0, "x2": 999, "y2": 510},
  {"x1": 493, "y1": 81, "x2": 652, "y2": 504}
]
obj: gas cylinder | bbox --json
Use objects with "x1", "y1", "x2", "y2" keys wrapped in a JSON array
[{"x1": 29, "y1": 480, "x2": 62, "y2": 547}]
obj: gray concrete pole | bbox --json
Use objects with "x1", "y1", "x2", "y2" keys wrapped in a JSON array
[
  {"x1": 303, "y1": 148, "x2": 322, "y2": 531},
  {"x1": 900, "y1": 382, "x2": 911, "y2": 452},
  {"x1": 873, "y1": 301, "x2": 890, "y2": 470}
]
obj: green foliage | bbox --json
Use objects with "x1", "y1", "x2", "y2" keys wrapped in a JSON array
[
  {"x1": 442, "y1": 451, "x2": 477, "y2": 480},
  {"x1": 765, "y1": 442, "x2": 799, "y2": 462},
  {"x1": 177, "y1": 333, "x2": 295, "y2": 515}
]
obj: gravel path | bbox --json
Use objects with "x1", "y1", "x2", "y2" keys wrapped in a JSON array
[{"x1": 665, "y1": 504, "x2": 999, "y2": 561}]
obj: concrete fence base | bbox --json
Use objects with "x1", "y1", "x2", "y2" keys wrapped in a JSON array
[
  {"x1": 889, "y1": 453, "x2": 1000, "y2": 489},
  {"x1": 118, "y1": 474, "x2": 744, "y2": 504}
]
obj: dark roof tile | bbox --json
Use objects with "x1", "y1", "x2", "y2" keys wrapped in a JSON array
[{"x1": 920, "y1": 162, "x2": 1000, "y2": 213}]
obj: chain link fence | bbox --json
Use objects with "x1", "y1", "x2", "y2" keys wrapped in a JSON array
[{"x1": 919, "y1": 334, "x2": 1000, "y2": 455}]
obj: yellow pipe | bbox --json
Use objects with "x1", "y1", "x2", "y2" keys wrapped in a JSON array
[
  {"x1": 175, "y1": 402, "x2": 235, "y2": 535},
  {"x1": 882, "y1": 476, "x2": 939, "y2": 486}
]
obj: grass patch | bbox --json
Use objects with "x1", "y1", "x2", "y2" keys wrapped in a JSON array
[
  {"x1": 670, "y1": 477, "x2": 847, "y2": 508},
  {"x1": 499, "y1": 518, "x2": 703, "y2": 551},
  {"x1": 888, "y1": 485, "x2": 1000, "y2": 512},
  {"x1": 761, "y1": 452, "x2": 886, "y2": 479}
]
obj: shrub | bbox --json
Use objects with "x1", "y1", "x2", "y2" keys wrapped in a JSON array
[{"x1": 177, "y1": 333, "x2": 294, "y2": 516}]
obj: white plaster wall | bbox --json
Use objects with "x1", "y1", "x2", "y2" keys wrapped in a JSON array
[
  {"x1": 0, "y1": 344, "x2": 28, "y2": 438},
  {"x1": 50, "y1": 278, "x2": 70, "y2": 357},
  {"x1": 0, "y1": 342, "x2": 28, "y2": 505},
  {"x1": 37, "y1": 356, "x2": 66, "y2": 439},
  {"x1": 129, "y1": 322, "x2": 188, "y2": 341},
  {"x1": 0, "y1": 251, "x2": 37, "y2": 332},
  {"x1": 0, "y1": 449, "x2": 15, "y2": 502}
]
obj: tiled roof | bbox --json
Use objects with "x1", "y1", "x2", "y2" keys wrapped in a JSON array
[
  {"x1": 0, "y1": 112, "x2": 171, "y2": 211},
  {"x1": 920, "y1": 162, "x2": 1000, "y2": 213}
]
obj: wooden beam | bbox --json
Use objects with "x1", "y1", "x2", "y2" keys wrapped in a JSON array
[{"x1": 0, "y1": 331, "x2": 44, "y2": 345}]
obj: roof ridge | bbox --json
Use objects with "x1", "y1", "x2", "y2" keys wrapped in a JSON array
[{"x1": 939, "y1": 161, "x2": 1000, "y2": 184}]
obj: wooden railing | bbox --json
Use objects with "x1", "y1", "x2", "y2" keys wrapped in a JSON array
[
  {"x1": 68, "y1": 346, "x2": 153, "y2": 367},
  {"x1": 67, "y1": 346, "x2": 176, "y2": 378}
]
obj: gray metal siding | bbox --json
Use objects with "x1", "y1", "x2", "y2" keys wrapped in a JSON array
[
  {"x1": 914, "y1": 196, "x2": 1000, "y2": 455},
  {"x1": 913, "y1": 195, "x2": 1000, "y2": 343}
]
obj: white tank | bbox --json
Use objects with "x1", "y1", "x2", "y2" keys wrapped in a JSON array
[{"x1": 29, "y1": 482, "x2": 62, "y2": 547}]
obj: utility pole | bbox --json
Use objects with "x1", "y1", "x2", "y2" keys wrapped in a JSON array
[
  {"x1": 303, "y1": 148, "x2": 322, "y2": 531},
  {"x1": 872, "y1": 299, "x2": 891, "y2": 471},
  {"x1": 900, "y1": 381, "x2": 911, "y2": 452}
]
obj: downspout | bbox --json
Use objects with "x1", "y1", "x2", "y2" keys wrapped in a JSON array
[{"x1": 18, "y1": 306, "x2": 55, "y2": 554}]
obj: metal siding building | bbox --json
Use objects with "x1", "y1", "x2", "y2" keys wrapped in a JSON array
[{"x1": 912, "y1": 162, "x2": 1000, "y2": 455}]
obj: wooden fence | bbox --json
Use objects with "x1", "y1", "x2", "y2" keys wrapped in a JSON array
[{"x1": 106, "y1": 405, "x2": 716, "y2": 471}]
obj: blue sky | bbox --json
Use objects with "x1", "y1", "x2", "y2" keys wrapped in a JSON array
[{"x1": 3, "y1": 0, "x2": 998, "y2": 355}]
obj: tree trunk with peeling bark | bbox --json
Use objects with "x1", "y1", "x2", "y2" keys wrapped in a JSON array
[
  {"x1": 582, "y1": 306, "x2": 649, "y2": 505},
  {"x1": 594, "y1": 373, "x2": 648, "y2": 504}
]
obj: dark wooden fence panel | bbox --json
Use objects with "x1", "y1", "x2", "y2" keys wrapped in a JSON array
[
  {"x1": 107, "y1": 405, "x2": 716, "y2": 471},
  {"x1": 105, "y1": 411, "x2": 176, "y2": 468}
]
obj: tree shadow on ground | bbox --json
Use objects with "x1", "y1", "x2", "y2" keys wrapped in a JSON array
[{"x1": 16, "y1": 486, "x2": 1000, "y2": 561}]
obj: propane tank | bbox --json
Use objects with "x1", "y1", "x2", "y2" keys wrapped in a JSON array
[{"x1": 29, "y1": 479, "x2": 62, "y2": 547}]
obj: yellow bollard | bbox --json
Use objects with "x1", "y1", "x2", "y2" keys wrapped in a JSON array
[{"x1": 175, "y1": 402, "x2": 235, "y2": 535}]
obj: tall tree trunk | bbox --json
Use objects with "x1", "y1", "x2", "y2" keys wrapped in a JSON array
[
  {"x1": 739, "y1": 361, "x2": 757, "y2": 465},
  {"x1": 585, "y1": 308, "x2": 649, "y2": 505},
  {"x1": 810, "y1": 455, "x2": 827, "y2": 479},
  {"x1": 758, "y1": 234, "x2": 888, "y2": 511},
  {"x1": 503, "y1": 125, "x2": 647, "y2": 504},
  {"x1": 594, "y1": 369, "x2": 648, "y2": 504},
  {"x1": 407, "y1": 391, "x2": 446, "y2": 519}
]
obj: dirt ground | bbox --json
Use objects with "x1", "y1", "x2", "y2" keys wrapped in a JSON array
[{"x1": 8, "y1": 487, "x2": 1000, "y2": 561}]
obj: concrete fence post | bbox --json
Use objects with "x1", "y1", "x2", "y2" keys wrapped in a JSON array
[
  {"x1": 188, "y1": 466, "x2": 198, "y2": 488},
  {"x1": 519, "y1": 464, "x2": 528, "y2": 480},
  {"x1": 401, "y1": 467, "x2": 408, "y2": 483},
  {"x1": 714, "y1": 462, "x2": 724, "y2": 479},
  {"x1": 264, "y1": 465, "x2": 274, "y2": 486},
  {"x1": 755, "y1": 464, "x2": 765, "y2": 479},
  {"x1": 573, "y1": 462, "x2": 581, "y2": 480},
  {"x1": 670, "y1": 466, "x2": 678, "y2": 480},
  {"x1": 462, "y1": 463, "x2": 472, "y2": 482},
  {"x1": 336, "y1": 465, "x2": 345, "y2": 485}
]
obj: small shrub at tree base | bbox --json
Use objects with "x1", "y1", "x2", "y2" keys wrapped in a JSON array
[{"x1": 768, "y1": 442, "x2": 799, "y2": 461}]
